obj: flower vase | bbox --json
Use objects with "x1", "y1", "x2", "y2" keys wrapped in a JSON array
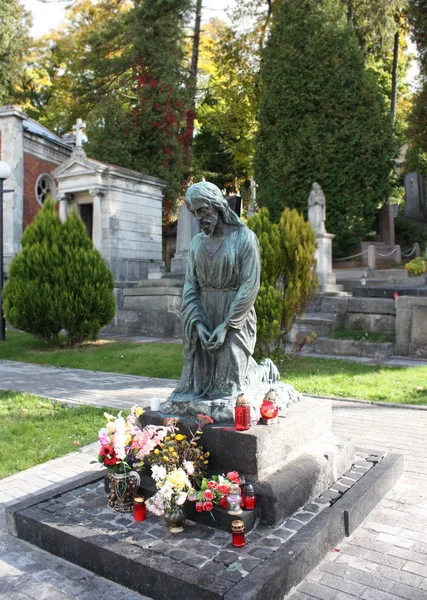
[
  {"x1": 108, "y1": 471, "x2": 140, "y2": 513},
  {"x1": 164, "y1": 505, "x2": 186, "y2": 534}
]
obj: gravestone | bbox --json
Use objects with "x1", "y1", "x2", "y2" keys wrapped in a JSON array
[
  {"x1": 307, "y1": 183, "x2": 342, "y2": 293},
  {"x1": 404, "y1": 172, "x2": 426, "y2": 220},
  {"x1": 170, "y1": 203, "x2": 199, "y2": 276}
]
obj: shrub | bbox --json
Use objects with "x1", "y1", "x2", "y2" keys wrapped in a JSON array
[
  {"x1": 395, "y1": 217, "x2": 427, "y2": 249},
  {"x1": 405, "y1": 257, "x2": 427, "y2": 276},
  {"x1": 3, "y1": 200, "x2": 116, "y2": 346},
  {"x1": 248, "y1": 206, "x2": 318, "y2": 352}
]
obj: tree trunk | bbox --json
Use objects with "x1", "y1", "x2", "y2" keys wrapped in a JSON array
[
  {"x1": 184, "y1": 0, "x2": 202, "y2": 172},
  {"x1": 391, "y1": 29, "x2": 400, "y2": 128}
]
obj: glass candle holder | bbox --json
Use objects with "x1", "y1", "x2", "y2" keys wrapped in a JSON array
[
  {"x1": 231, "y1": 520, "x2": 245, "y2": 547},
  {"x1": 134, "y1": 496, "x2": 146, "y2": 522},
  {"x1": 259, "y1": 388, "x2": 279, "y2": 425},
  {"x1": 227, "y1": 482, "x2": 243, "y2": 515},
  {"x1": 234, "y1": 393, "x2": 251, "y2": 431},
  {"x1": 242, "y1": 482, "x2": 256, "y2": 510}
]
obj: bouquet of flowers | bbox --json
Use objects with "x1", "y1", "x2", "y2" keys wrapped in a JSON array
[
  {"x1": 146, "y1": 464, "x2": 193, "y2": 516},
  {"x1": 187, "y1": 471, "x2": 241, "y2": 512},
  {"x1": 97, "y1": 406, "x2": 170, "y2": 474},
  {"x1": 148, "y1": 414, "x2": 213, "y2": 482}
]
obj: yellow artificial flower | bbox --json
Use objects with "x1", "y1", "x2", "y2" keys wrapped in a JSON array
[
  {"x1": 165, "y1": 437, "x2": 170, "y2": 442},
  {"x1": 167, "y1": 469, "x2": 189, "y2": 490},
  {"x1": 175, "y1": 434, "x2": 186, "y2": 441},
  {"x1": 104, "y1": 412, "x2": 115, "y2": 421},
  {"x1": 169, "y1": 447, "x2": 175, "y2": 453},
  {"x1": 163, "y1": 456, "x2": 169, "y2": 461},
  {"x1": 172, "y1": 452, "x2": 178, "y2": 458},
  {"x1": 154, "y1": 449, "x2": 159, "y2": 455},
  {"x1": 106, "y1": 422, "x2": 116, "y2": 434},
  {"x1": 203, "y1": 460, "x2": 209, "y2": 465},
  {"x1": 135, "y1": 407, "x2": 144, "y2": 417},
  {"x1": 204, "y1": 452, "x2": 210, "y2": 458}
]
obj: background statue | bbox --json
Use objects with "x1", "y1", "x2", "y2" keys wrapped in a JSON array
[
  {"x1": 308, "y1": 182, "x2": 326, "y2": 234},
  {"x1": 166, "y1": 182, "x2": 283, "y2": 419}
]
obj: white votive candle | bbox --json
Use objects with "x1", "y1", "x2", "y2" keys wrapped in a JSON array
[{"x1": 151, "y1": 397, "x2": 161, "y2": 411}]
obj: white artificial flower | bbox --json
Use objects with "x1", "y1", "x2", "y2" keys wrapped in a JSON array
[
  {"x1": 183, "y1": 460, "x2": 195, "y2": 476},
  {"x1": 176, "y1": 492, "x2": 188, "y2": 506},
  {"x1": 151, "y1": 464, "x2": 167, "y2": 482},
  {"x1": 113, "y1": 415, "x2": 126, "y2": 460}
]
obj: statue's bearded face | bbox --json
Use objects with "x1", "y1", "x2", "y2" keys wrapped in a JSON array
[{"x1": 190, "y1": 199, "x2": 219, "y2": 236}]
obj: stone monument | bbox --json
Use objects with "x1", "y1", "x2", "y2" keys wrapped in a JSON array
[
  {"x1": 404, "y1": 172, "x2": 426, "y2": 220},
  {"x1": 308, "y1": 182, "x2": 341, "y2": 293},
  {"x1": 162, "y1": 182, "x2": 301, "y2": 421}
]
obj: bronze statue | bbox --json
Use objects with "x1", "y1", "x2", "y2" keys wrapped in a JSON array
[{"x1": 167, "y1": 182, "x2": 279, "y2": 417}]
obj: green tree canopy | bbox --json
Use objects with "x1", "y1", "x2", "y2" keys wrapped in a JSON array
[
  {"x1": 254, "y1": 0, "x2": 396, "y2": 256},
  {"x1": 0, "y1": 0, "x2": 31, "y2": 105}
]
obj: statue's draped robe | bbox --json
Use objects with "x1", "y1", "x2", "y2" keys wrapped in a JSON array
[{"x1": 172, "y1": 225, "x2": 264, "y2": 400}]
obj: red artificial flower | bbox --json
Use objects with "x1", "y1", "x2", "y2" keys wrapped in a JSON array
[
  {"x1": 203, "y1": 501, "x2": 213, "y2": 511},
  {"x1": 208, "y1": 480, "x2": 219, "y2": 490},
  {"x1": 203, "y1": 489, "x2": 214, "y2": 501},
  {"x1": 219, "y1": 497, "x2": 229, "y2": 509},
  {"x1": 226, "y1": 471, "x2": 241, "y2": 486},
  {"x1": 218, "y1": 484, "x2": 230, "y2": 496},
  {"x1": 99, "y1": 445, "x2": 120, "y2": 466},
  {"x1": 195, "y1": 501, "x2": 203, "y2": 513}
]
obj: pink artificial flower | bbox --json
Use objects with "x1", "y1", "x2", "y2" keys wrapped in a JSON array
[
  {"x1": 218, "y1": 484, "x2": 230, "y2": 496},
  {"x1": 208, "y1": 480, "x2": 219, "y2": 490},
  {"x1": 98, "y1": 428, "x2": 109, "y2": 446},
  {"x1": 226, "y1": 471, "x2": 241, "y2": 486},
  {"x1": 203, "y1": 501, "x2": 213, "y2": 511},
  {"x1": 203, "y1": 489, "x2": 214, "y2": 501},
  {"x1": 195, "y1": 501, "x2": 203, "y2": 513}
]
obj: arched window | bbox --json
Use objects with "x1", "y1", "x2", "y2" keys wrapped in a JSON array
[{"x1": 35, "y1": 174, "x2": 57, "y2": 206}]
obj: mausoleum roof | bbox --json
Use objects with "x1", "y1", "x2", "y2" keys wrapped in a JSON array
[{"x1": 23, "y1": 118, "x2": 72, "y2": 151}]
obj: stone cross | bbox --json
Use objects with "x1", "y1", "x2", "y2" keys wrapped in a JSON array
[{"x1": 72, "y1": 119, "x2": 86, "y2": 148}]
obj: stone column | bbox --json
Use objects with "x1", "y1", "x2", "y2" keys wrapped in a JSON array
[
  {"x1": 367, "y1": 244, "x2": 376, "y2": 271},
  {"x1": 0, "y1": 106, "x2": 26, "y2": 270},
  {"x1": 171, "y1": 203, "x2": 198, "y2": 275},
  {"x1": 315, "y1": 232, "x2": 338, "y2": 291},
  {"x1": 59, "y1": 193, "x2": 73, "y2": 223},
  {"x1": 89, "y1": 188, "x2": 104, "y2": 252}
]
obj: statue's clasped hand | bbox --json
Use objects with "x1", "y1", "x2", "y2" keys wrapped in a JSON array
[
  {"x1": 207, "y1": 322, "x2": 229, "y2": 351},
  {"x1": 196, "y1": 322, "x2": 211, "y2": 349}
]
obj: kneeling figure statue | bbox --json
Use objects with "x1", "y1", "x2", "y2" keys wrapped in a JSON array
[{"x1": 163, "y1": 182, "x2": 301, "y2": 421}]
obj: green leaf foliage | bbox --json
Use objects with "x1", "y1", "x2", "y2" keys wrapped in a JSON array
[
  {"x1": 248, "y1": 206, "x2": 318, "y2": 352},
  {"x1": 0, "y1": 0, "x2": 31, "y2": 105},
  {"x1": 3, "y1": 201, "x2": 116, "y2": 346},
  {"x1": 254, "y1": 0, "x2": 396, "y2": 257}
]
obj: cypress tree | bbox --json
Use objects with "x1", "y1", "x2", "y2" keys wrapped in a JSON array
[
  {"x1": 254, "y1": 0, "x2": 395, "y2": 256},
  {"x1": 3, "y1": 201, "x2": 116, "y2": 346}
]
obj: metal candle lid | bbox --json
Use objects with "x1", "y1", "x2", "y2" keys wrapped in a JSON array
[
  {"x1": 236, "y1": 393, "x2": 249, "y2": 406},
  {"x1": 231, "y1": 520, "x2": 245, "y2": 532},
  {"x1": 264, "y1": 388, "x2": 277, "y2": 403},
  {"x1": 134, "y1": 496, "x2": 145, "y2": 504}
]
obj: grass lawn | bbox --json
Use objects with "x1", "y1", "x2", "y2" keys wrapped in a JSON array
[
  {"x1": 330, "y1": 328, "x2": 395, "y2": 344},
  {"x1": 1, "y1": 331, "x2": 427, "y2": 405},
  {"x1": 0, "y1": 390, "x2": 106, "y2": 479}
]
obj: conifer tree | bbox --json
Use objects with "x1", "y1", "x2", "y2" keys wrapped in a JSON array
[
  {"x1": 254, "y1": 0, "x2": 395, "y2": 256},
  {"x1": 248, "y1": 206, "x2": 317, "y2": 351},
  {"x1": 3, "y1": 201, "x2": 116, "y2": 346}
]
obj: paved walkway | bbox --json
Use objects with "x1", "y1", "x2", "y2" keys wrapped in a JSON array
[{"x1": 1, "y1": 362, "x2": 427, "y2": 599}]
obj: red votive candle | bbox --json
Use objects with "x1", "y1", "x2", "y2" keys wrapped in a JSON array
[
  {"x1": 134, "y1": 496, "x2": 146, "y2": 522},
  {"x1": 243, "y1": 482, "x2": 256, "y2": 510},
  {"x1": 231, "y1": 520, "x2": 245, "y2": 547},
  {"x1": 235, "y1": 393, "x2": 251, "y2": 431}
]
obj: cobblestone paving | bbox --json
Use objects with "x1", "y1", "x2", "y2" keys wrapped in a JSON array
[
  {"x1": 0, "y1": 360, "x2": 175, "y2": 409},
  {"x1": 288, "y1": 401, "x2": 427, "y2": 600},
  {"x1": 1, "y1": 362, "x2": 427, "y2": 599}
]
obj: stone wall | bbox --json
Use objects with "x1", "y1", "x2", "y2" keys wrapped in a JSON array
[
  {"x1": 395, "y1": 297, "x2": 427, "y2": 358},
  {"x1": 23, "y1": 153, "x2": 59, "y2": 228}
]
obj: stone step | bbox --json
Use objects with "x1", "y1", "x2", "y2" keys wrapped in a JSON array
[
  {"x1": 315, "y1": 337, "x2": 394, "y2": 358},
  {"x1": 124, "y1": 286, "x2": 182, "y2": 297},
  {"x1": 290, "y1": 313, "x2": 335, "y2": 341},
  {"x1": 137, "y1": 278, "x2": 183, "y2": 288}
]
